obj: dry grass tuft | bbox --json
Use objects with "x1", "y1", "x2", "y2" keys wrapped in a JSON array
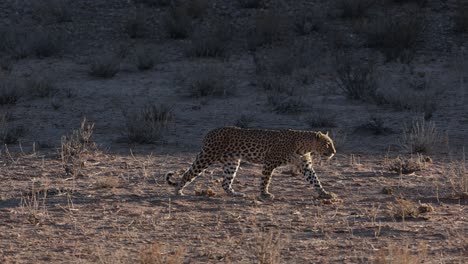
[
  {"x1": 401, "y1": 118, "x2": 440, "y2": 154},
  {"x1": 388, "y1": 154, "x2": 430, "y2": 174},
  {"x1": 27, "y1": 75, "x2": 58, "y2": 98},
  {"x1": 0, "y1": 78, "x2": 23, "y2": 105},
  {"x1": 0, "y1": 112, "x2": 25, "y2": 144},
  {"x1": 124, "y1": 103, "x2": 174, "y2": 144},
  {"x1": 267, "y1": 94, "x2": 304, "y2": 115},
  {"x1": 186, "y1": 24, "x2": 231, "y2": 58},
  {"x1": 186, "y1": 67, "x2": 230, "y2": 98},
  {"x1": 89, "y1": 55, "x2": 120, "y2": 78},
  {"x1": 139, "y1": 243, "x2": 185, "y2": 264},
  {"x1": 446, "y1": 159, "x2": 468, "y2": 199},
  {"x1": 134, "y1": 46, "x2": 158, "y2": 71},
  {"x1": 387, "y1": 197, "x2": 433, "y2": 220}
]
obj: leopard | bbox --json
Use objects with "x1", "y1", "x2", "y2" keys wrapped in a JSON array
[{"x1": 166, "y1": 127, "x2": 337, "y2": 199}]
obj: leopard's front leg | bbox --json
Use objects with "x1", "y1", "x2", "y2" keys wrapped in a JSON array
[{"x1": 300, "y1": 154, "x2": 337, "y2": 199}]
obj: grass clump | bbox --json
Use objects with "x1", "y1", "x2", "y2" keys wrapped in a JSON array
[
  {"x1": 267, "y1": 95, "x2": 304, "y2": 115},
  {"x1": 388, "y1": 154, "x2": 430, "y2": 174},
  {"x1": 338, "y1": 0, "x2": 374, "y2": 19},
  {"x1": 366, "y1": 15, "x2": 425, "y2": 62},
  {"x1": 335, "y1": 53, "x2": 377, "y2": 102},
  {"x1": 387, "y1": 197, "x2": 433, "y2": 220},
  {"x1": 124, "y1": 104, "x2": 174, "y2": 144},
  {"x1": 134, "y1": 46, "x2": 158, "y2": 71},
  {"x1": 401, "y1": 118, "x2": 440, "y2": 154},
  {"x1": 89, "y1": 55, "x2": 120, "y2": 78},
  {"x1": 446, "y1": 159, "x2": 468, "y2": 199},
  {"x1": 0, "y1": 78, "x2": 23, "y2": 105},
  {"x1": 27, "y1": 75, "x2": 58, "y2": 98},
  {"x1": 186, "y1": 67, "x2": 229, "y2": 98},
  {"x1": 305, "y1": 108, "x2": 337, "y2": 128},
  {"x1": 0, "y1": 112, "x2": 25, "y2": 144},
  {"x1": 165, "y1": 4, "x2": 192, "y2": 39}
]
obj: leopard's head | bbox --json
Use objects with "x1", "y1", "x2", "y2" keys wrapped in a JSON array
[{"x1": 315, "y1": 132, "x2": 336, "y2": 160}]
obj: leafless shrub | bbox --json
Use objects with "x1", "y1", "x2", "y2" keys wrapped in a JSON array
[
  {"x1": 187, "y1": 29, "x2": 228, "y2": 58},
  {"x1": 124, "y1": 104, "x2": 174, "y2": 144},
  {"x1": 125, "y1": 9, "x2": 149, "y2": 39},
  {"x1": 267, "y1": 94, "x2": 304, "y2": 114},
  {"x1": 0, "y1": 78, "x2": 23, "y2": 105},
  {"x1": 252, "y1": 231, "x2": 283, "y2": 264},
  {"x1": 454, "y1": 1, "x2": 468, "y2": 33},
  {"x1": 139, "y1": 243, "x2": 185, "y2": 264},
  {"x1": 89, "y1": 55, "x2": 120, "y2": 78},
  {"x1": 335, "y1": 53, "x2": 377, "y2": 102},
  {"x1": 446, "y1": 159, "x2": 468, "y2": 199},
  {"x1": 392, "y1": 0, "x2": 428, "y2": 7},
  {"x1": 165, "y1": 4, "x2": 192, "y2": 39},
  {"x1": 186, "y1": 67, "x2": 229, "y2": 98},
  {"x1": 338, "y1": 0, "x2": 374, "y2": 19},
  {"x1": 388, "y1": 154, "x2": 430, "y2": 174},
  {"x1": 238, "y1": 0, "x2": 264, "y2": 8},
  {"x1": 32, "y1": 0, "x2": 73, "y2": 23},
  {"x1": 60, "y1": 117, "x2": 95, "y2": 175},
  {"x1": 257, "y1": 75, "x2": 296, "y2": 95},
  {"x1": 366, "y1": 15, "x2": 425, "y2": 62},
  {"x1": 27, "y1": 75, "x2": 58, "y2": 98},
  {"x1": 374, "y1": 242, "x2": 428, "y2": 263},
  {"x1": 135, "y1": 0, "x2": 171, "y2": 7},
  {"x1": 401, "y1": 118, "x2": 440, "y2": 154},
  {"x1": 134, "y1": 46, "x2": 158, "y2": 71},
  {"x1": 387, "y1": 197, "x2": 433, "y2": 220},
  {"x1": 20, "y1": 185, "x2": 49, "y2": 225},
  {"x1": 248, "y1": 11, "x2": 289, "y2": 50},
  {"x1": 0, "y1": 112, "x2": 25, "y2": 144},
  {"x1": 305, "y1": 108, "x2": 337, "y2": 128},
  {"x1": 235, "y1": 114, "x2": 255, "y2": 128}
]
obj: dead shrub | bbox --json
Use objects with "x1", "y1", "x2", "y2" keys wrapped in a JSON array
[
  {"x1": 134, "y1": 46, "x2": 158, "y2": 71},
  {"x1": 125, "y1": 9, "x2": 149, "y2": 39},
  {"x1": 60, "y1": 117, "x2": 95, "y2": 175},
  {"x1": 27, "y1": 75, "x2": 58, "y2": 98},
  {"x1": 335, "y1": 53, "x2": 377, "y2": 102},
  {"x1": 164, "y1": 4, "x2": 192, "y2": 39},
  {"x1": 89, "y1": 55, "x2": 120, "y2": 78},
  {"x1": 186, "y1": 67, "x2": 229, "y2": 98},
  {"x1": 124, "y1": 104, "x2": 173, "y2": 144},
  {"x1": 401, "y1": 118, "x2": 440, "y2": 154},
  {"x1": 366, "y1": 15, "x2": 425, "y2": 62},
  {"x1": 388, "y1": 154, "x2": 430, "y2": 174},
  {"x1": 0, "y1": 112, "x2": 25, "y2": 144},
  {"x1": 0, "y1": 78, "x2": 23, "y2": 105},
  {"x1": 32, "y1": 0, "x2": 73, "y2": 23},
  {"x1": 338, "y1": 0, "x2": 374, "y2": 19},
  {"x1": 454, "y1": 1, "x2": 468, "y2": 33},
  {"x1": 238, "y1": 0, "x2": 264, "y2": 8},
  {"x1": 387, "y1": 198, "x2": 421, "y2": 220},
  {"x1": 305, "y1": 108, "x2": 337, "y2": 128},
  {"x1": 374, "y1": 242, "x2": 428, "y2": 264},
  {"x1": 248, "y1": 11, "x2": 288, "y2": 50},
  {"x1": 139, "y1": 243, "x2": 185, "y2": 264},
  {"x1": 446, "y1": 160, "x2": 468, "y2": 199},
  {"x1": 267, "y1": 94, "x2": 304, "y2": 115}
]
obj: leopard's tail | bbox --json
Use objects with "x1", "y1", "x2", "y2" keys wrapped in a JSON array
[{"x1": 165, "y1": 171, "x2": 179, "y2": 186}]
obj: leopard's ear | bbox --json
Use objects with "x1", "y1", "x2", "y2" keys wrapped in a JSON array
[{"x1": 325, "y1": 131, "x2": 329, "y2": 136}]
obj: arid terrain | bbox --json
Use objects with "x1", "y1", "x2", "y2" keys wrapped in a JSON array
[{"x1": 0, "y1": 0, "x2": 467, "y2": 263}]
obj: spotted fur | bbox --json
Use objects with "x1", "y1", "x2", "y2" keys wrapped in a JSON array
[{"x1": 166, "y1": 127, "x2": 337, "y2": 199}]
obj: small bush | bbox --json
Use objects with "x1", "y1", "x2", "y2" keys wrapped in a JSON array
[
  {"x1": 366, "y1": 15, "x2": 425, "y2": 62},
  {"x1": 89, "y1": 56, "x2": 120, "y2": 78},
  {"x1": 32, "y1": 0, "x2": 73, "y2": 23},
  {"x1": 338, "y1": 0, "x2": 374, "y2": 19},
  {"x1": 305, "y1": 108, "x2": 337, "y2": 128},
  {"x1": 267, "y1": 95, "x2": 304, "y2": 114},
  {"x1": 0, "y1": 113, "x2": 25, "y2": 144},
  {"x1": 235, "y1": 114, "x2": 255, "y2": 128},
  {"x1": 248, "y1": 11, "x2": 288, "y2": 50},
  {"x1": 257, "y1": 75, "x2": 296, "y2": 96},
  {"x1": 135, "y1": 0, "x2": 171, "y2": 7},
  {"x1": 125, "y1": 10, "x2": 149, "y2": 39},
  {"x1": 60, "y1": 118, "x2": 95, "y2": 175},
  {"x1": 401, "y1": 118, "x2": 439, "y2": 154},
  {"x1": 0, "y1": 79, "x2": 23, "y2": 105},
  {"x1": 165, "y1": 5, "x2": 192, "y2": 39},
  {"x1": 387, "y1": 198, "x2": 432, "y2": 220},
  {"x1": 238, "y1": 0, "x2": 264, "y2": 8},
  {"x1": 446, "y1": 160, "x2": 468, "y2": 199},
  {"x1": 134, "y1": 46, "x2": 157, "y2": 71},
  {"x1": 388, "y1": 154, "x2": 429, "y2": 174},
  {"x1": 454, "y1": 2, "x2": 468, "y2": 33},
  {"x1": 186, "y1": 67, "x2": 229, "y2": 98},
  {"x1": 124, "y1": 104, "x2": 173, "y2": 144},
  {"x1": 335, "y1": 53, "x2": 377, "y2": 102},
  {"x1": 27, "y1": 76, "x2": 58, "y2": 98}
]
